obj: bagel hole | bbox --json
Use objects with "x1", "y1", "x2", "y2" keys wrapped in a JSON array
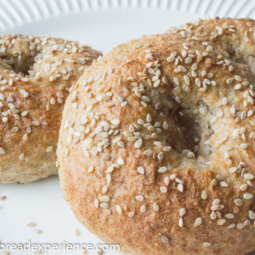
[
  {"x1": 171, "y1": 107, "x2": 202, "y2": 157},
  {"x1": 228, "y1": 51, "x2": 246, "y2": 65},
  {"x1": 226, "y1": 47, "x2": 255, "y2": 73},
  {"x1": 0, "y1": 55, "x2": 35, "y2": 75},
  {"x1": 168, "y1": 104, "x2": 213, "y2": 160}
]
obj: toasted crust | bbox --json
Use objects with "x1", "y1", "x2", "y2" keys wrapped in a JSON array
[
  {"x1": 0, "y1": 34, "x2": 101, "y2": 183},
  {"x1": 57, "y1": 18, "x2": 255, "y2": 254}
]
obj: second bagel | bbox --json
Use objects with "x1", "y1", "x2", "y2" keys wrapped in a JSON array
[{"x1": 0, "y1": 34, "x2": 101, "y2": 183}]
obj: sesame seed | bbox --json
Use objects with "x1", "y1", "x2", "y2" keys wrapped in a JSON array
[
  {"x1": 158, "y1": 167, "x2": 167, "y2": 173},
  {"x1": 220, "y1": 181, "x2": 228, "y2": 187},
  {"x1": 227, "y1": 223, "x2": 235, "y2": 229},
  {"x1": 153, "y1": 80, "x2": 160, "y2": 88},
  {"x1": 140, "y1": 204, "x2": 147, "y2": 213},
  {"x1": 244, "y1": 173, "x2": 254, "y2": 180},
  {"x1": 225, "y1": 213, "x2": 234, "y2": 219},
  {"x1": 234, "y1": 199, "x2": 243, "y2": 206},
  {"x1": 163, "y1": 146, "x2": 171, "y2": 151},
  {"x1": 177, "y1": 184, "x2": 184, "y2": 192},
  {"x1": 187, "y1": 151, "x2": 195, "y2": 159},
  {"x1": 75, "y1": 229, "x2": 80, "y2": 236},
  {"x1": 222, "y1": 97, "x2": 228, "y2": 105},
  {"x1": 137, "y1": 166, "x2": 145, "y2": 174},
  {"x1": 178, "y1": 65, "x2": 187, "y2": 72},
  {"x1": 185, "y1": 57, "x2": 192, "y2": 64},
  {"x1": 1, "y1": 251, "x2": 10, "y2": 255},
  {"x1": 83, "y1": 137, "x2": 94, "y2": 150},
  {"x1": 88, "y1": 166, "x2": 94, "y2": 173},
  {"x1": 216, "y1": 174, "x2": 224, "y2": 181},
  {"x1": 46, "y1": 146, "x2": 53, "y2": 152},
  {"x1": 34, "y1": 249, "x2": 43, "y2": 254},
  {"x1": 202, "y1": 242, "x2": 211, "y2": 248},
  {"x1": 201, "y1": 190, "x2": 208, "y2": 199},
  {"x1": 128, "y1": 211, "x2": 135, "y2": 217},
  {"x1": 161, "y1": 236, "x2": 170, "y2": 244},
  {"x1": 217, "y1": 219, "x2": 226, "y2": 225},
  {"x1": 212, "y1": 199, "x2": 220, "y2": 205},
  {"x1": 94, "y1": 199, "x2": 99, "y2": 208},
  {"x1": 27, "y1": 222, "x2": 36, "y2": 227},
  {"x1": 97, "y1": 250, "x2": 103, "y2": 255},
  {"x1": 100, "y1": 196, "x2": 110, "y2": 202},
  {"x1": 116, "y1": 205, "x2": 123, "y2": 215},
  {"x1": 206, "y1": 45, "x2": 213, "y2": 51},
  {"x1": 240, "y1": 143, "x2": 248, "y2": 149},
  {"x1": 210, "y1": 211, "x2": 217, "y2": 220},
  {"x1": 179, "y1": 217, "x2": 184, "y2": 227},
  {"x1": 144, "y1": 150, "x2": 152, "y2": 156},
  {"x1": 229, "y1": 167, "x2": 237, "y2": 174},
  {"x1": 153, "y1": 203, "x2": 159, "y2": 211},
  {"x1": 135, "y1": 139, "x2": 143, "y2": 148},
  {"x1": 167, "y1": 56, "x2": 175, "y2": 63},
  {"x1": 179, "y1": 208, "x2": 186, "y2": 217},
  {"x1": 163, "y1": 121, "x2": 168, "y2": 130},
  {"x1": 106, "y1": 174, "x2": 112, "y2": 184},
  {"x1": 237, "y1": 223, "x2": 245, "y2": 230},
  {"x1": 160, "y1": 187, "x2": 167, "y2": 193},
  {"x1": 194, "y1": 217, "x2": 203, "y2": 227},
  {"x1": 210, "y1": 179, "x2": 217, "y2": 187},
  {"x1": 211, "y1": 205, "x2": 222, "y2": 211},
  {"x1": 0, "y1": 147, "x2": 6, "y2": 154},
  {"x1": 135, "y1": 195, "x2": 144, "y2": 202},
  {"x1": 240, "y1": 184, "x2": 248, "y2": 191},
  {"x1": 170, "y1": 174, "x2": 177, "y2": 180},
  {"x1": 249, "y1": 210, "x2": 255, "y2": 220},
  {"x1": 243, "y1": 193, "x2": 253, "y2": 200},
  {"x1": 19, "y1": 153, "x2": 25, "y2": 160},
  {"x1": 184, "y1": 75, "x2": 190, "y2": 85},
  {"x1": 117, "y1": 158, "x2": 124, "y2": 165}
]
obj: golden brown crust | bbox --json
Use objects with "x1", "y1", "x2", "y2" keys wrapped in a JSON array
[
  {"x1": 57, "y1": 18, "x2": 255, "y2": 254},
  {"x1": 0, "y1": 34, "x2": 101, "y2": 183}
]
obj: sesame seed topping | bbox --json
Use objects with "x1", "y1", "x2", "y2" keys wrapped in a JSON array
[
  {"x1": 116, "y1": 205, "x2": 123, "y2": 215},
  {"x1": 201, "y1": 190, "x2": 208, "y2": 199},
  {"x1": 137, "y1": 166, "x2": 145, "y2": 174},
  {"x1": 234, "y1": 199, "x2": 243, "y2": 207},
  {"x1": 217, "y1": 219, "x2": 226, "y2": 225},
  {"x1": 179, "y1": 217, "x2": 184, "y2": 227},
  {"x1": 243, "y1": 193, "x2": 253, "y2": 200},
  {"x1": 249, "y1": 210, "x2": 255, "y2": 220},
  {"x1": 158, "y1": 167, "x2": 168, "y2": 173},
  {"x1": 153, "y1": 203, "x2": 159, "y2": 211},
  {"x1": 202, "y1": 242, "x2": 211, "y2": 248},
  {"x1": 161, "y1": 236, "x2": 170, "y2": 244},
  {"x1": 140, "y1": 204, "x2": 147, "y2": 213},
  {"x1": 194, "y1": 217, "x2": 203, "y2": 227},
  {"x1": 179, "y1": 208, "x2": 186, "y2": 217},
  {"x1": 244, "y1": 173, "x2": 254, "y2": 180},
  {"x1": 135, "y1": 139, "x2": 143, "y2": 148},
  {"x1": 0, "y1": 147, "x2": 6, "y2": 154},
  {"x1": 225, "y1": 213, "x2": 234, "y2": 219},
  {"x1": 177, "y1": 183, "x2": 184, "y2": 193}
]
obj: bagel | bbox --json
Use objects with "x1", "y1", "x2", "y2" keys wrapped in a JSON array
[
  {"x1": 0, "y1": 34, "x2": 101, "y2": 183},
  {"x1": 57, "y1": 18, "x2": 255, "y2": 254}
]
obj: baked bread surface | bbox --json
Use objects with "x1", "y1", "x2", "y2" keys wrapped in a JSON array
[
  {"x1": 0, "y1": 34, "x2": 101, "y2": 183},
  {"x1": 57, "y1": 18, "x2": 255, "y2": 254}
]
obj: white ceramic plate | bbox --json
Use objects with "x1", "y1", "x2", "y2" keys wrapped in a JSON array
[{"x1": 1, "y1": 0, "x2": 255, "y2": 254}]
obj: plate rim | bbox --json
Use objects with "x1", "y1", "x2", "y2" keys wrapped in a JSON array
[{"x1": 0, "y1": 0, "x2": 255, "y2": 32}]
